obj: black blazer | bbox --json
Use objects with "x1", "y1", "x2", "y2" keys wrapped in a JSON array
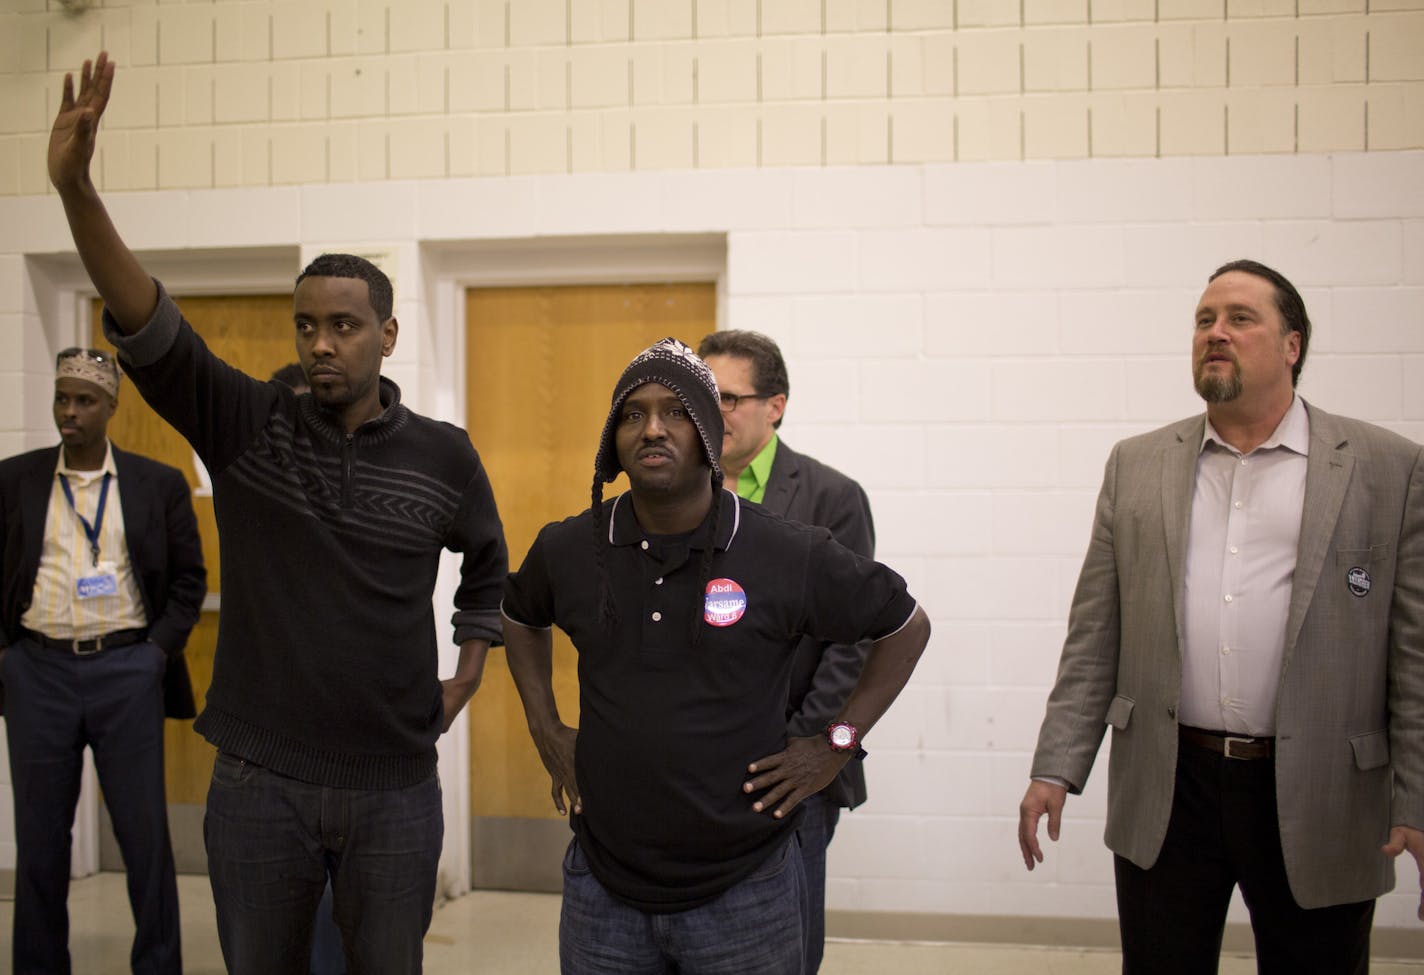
[
  {"x1": 760, "y1": 439, "x2": 877, "y2": 809},
  {"x1": 0, "y1": 444, "x2": 206, "y2": 718}
]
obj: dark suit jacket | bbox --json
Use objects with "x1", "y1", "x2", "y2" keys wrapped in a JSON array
[
  {"x1": 0, "y1": 443, "x2": 206, "y2": 719},
  {"x1": 1031, "y1": 403, "x2": 1424, "y2": 909},
  {"x1": 760, "y1": 439, "x2": 877, "y2": 809}
]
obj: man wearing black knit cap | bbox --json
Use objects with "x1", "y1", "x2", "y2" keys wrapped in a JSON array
[{"x1": 503, "y1": 338, "x2": 932, "y2": 974}]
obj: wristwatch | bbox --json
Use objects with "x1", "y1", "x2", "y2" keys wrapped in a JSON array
[{"x1": 826, "y1": 720, "x2": 859, "y2": 752}]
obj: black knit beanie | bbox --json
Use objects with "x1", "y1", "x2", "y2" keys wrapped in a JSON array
[
  {"x1": 590, "y1": 337, "x2": 726, "y2": 644},
  {"x1": 594, "y1": 337, "x2": 724, "y2": 483}
]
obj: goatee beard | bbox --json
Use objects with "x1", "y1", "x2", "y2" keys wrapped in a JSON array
[{"x1": 1195, "y1": 367, "x2": 1242, "y2": 404}]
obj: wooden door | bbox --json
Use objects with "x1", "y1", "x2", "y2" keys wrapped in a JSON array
[
  {"x1": 464, "y1": 283, "x2": 715, "y2": 890},
  {"x1": 92, "y1": 294, "x2": 295, "y2": 870}
]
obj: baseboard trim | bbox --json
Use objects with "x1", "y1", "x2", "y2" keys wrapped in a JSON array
[
  {"x1": 100, "y1": 801, "x2": 207, "y2": 875},
  {"x1": 826, "y1": 910, "x2": 1424, "y2": 960},
  {"x1": 469, "y1": 815, "x2": 568, "y2": 893}
]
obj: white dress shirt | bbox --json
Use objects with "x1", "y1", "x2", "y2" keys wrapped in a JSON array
[
  {"x1": 1179, "y1": 395, "x2": 1309, "y2": 736},
  {"x1": 21, "y1": 442, "x2": 147, "y2": 640}
]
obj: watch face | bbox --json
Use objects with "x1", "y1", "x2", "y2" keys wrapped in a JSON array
[{"x1": 829, "y1": 724, "x2": 855, "y2": 749}]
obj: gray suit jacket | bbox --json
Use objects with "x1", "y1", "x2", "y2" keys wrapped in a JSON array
[
  {"x1": 1031, "y1": 402, "x2": 1424, "y2": 909},
  {"x1": 761, "y1": 439, "x2": 876, "y2": 809}
]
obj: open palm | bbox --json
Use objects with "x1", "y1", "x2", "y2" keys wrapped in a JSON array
[{"x1": 49, "y1": 51, "x2": 114, "y2": 191}]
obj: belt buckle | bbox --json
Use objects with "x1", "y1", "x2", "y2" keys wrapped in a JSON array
[
  {"x1": 73, "y1": 634, "x2": 103, "y2": 656},
  {"x1": 1222, "y1": 736, "x2": 1254, "y2": 759}
]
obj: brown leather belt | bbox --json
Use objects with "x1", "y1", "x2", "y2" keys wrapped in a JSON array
[
  {"x1": 23, "y1": 627, "x2": 147, "y2": 656},
  {"x1": 1180, "y1": 726, "x2": 1274, "y2": 760}
]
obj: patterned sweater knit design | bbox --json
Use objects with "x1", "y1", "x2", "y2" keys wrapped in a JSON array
[{"x1": 105, "y1": 282, "x2": 508, "y2": 789}]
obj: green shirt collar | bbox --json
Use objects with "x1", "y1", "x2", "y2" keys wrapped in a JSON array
[{"x1": 734, "y1": 433, "x2": 778, "y2": 504}]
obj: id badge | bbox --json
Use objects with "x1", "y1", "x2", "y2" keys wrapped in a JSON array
[{"x1": 77, "y1": 561, "x2": 119, "y2": 599}]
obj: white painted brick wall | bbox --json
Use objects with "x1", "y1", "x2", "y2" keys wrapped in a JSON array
[
  {"x1": 1191, "y1": 155, "x2": 1333, "y2": 220},
  {"x1": 860, "y1": 227, "x2": 993, "y2": 290},
  {"x1": 1332, "y1": 152, "x2": 1424, "y2": 217},
  {"x1": 1404, "y1": 355, "x2": 1424, "y2": 419},
  {"x1": 792, "y1": 294, "x2": 924, "y2": 355}
]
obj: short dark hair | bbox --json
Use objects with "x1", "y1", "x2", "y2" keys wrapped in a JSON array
[
  {"x1": 696, "y1": 330, "x2": 790, "y2": 429},
  {"x1": 295, "y1": 253, "x2": 393, "y2": 322},
  {"x1": 1208, "y1": 259, "x2": 1310, "y2": 387}
]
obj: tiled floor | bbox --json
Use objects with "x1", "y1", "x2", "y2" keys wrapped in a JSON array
[{"x1": 3, "y1": 872, "x2": 1423, "y2": 973}]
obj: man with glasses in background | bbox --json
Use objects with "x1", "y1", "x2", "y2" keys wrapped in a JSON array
[
  {"x1": 0, "y1": 347, "x2": 206, "y2": 975},
  {"x1": 697, "y1": 329, "x2": 877, "y2": 973}
]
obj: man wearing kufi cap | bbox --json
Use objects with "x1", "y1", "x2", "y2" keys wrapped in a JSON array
[
  {"x1": 502, "y1": 338, "x2": 933, "y2": 973},
  {"x1": 0, "y1": 347, "x2": 206, "y2": 975}
]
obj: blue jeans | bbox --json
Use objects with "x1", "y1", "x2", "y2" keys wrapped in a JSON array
[
  {"x1": 203, "y1": 754, "x2": 441, "y2": 975},
  {"x1": 794, "y1": 794, "x2": 841, "y2": 974},
  {"x1": 3, "y1": 637, "x2": 180, "y2": 975},
  {"x1": 559, "y1": 834, "x2": 807, "y2": 975}
]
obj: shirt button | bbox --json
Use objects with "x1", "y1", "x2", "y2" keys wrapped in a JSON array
[
  {"x1": 654, "y1": 577, "x2": 663, "y2": 586},
  {"x1": 651, "y1": 611, "x2": 662, "y2": 622},
  {"x1": 640, "y1": 540, "x2": 649, "y2": 550},
  {"x1": 1240, "y1": 458, "x2": 1248, "y2": 466},
  {"x1": 1233, "y1": 501, "x2": 1243, "y2": 509},
  {"x1": 1221, "y1": 646, "x2": 1231, "y2": 655},
  {"x1": 1224, "y1": 594, "x2": 1233, "y2": 603},
  {"x1": 1220, "y1": 696, "x2": 1230, "y2": 706},
  {"x1": 1229, "y1": 546, "x2": 1239, "y2": 555}
]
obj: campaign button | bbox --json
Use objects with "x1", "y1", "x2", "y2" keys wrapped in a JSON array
[{"x1": 704, "y1": 578, "x2": 747, "y2": 627}]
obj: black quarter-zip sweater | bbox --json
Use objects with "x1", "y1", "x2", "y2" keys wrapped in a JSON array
[{"x1": 105, "y1": 281, "x2": 508, "y2": 789}]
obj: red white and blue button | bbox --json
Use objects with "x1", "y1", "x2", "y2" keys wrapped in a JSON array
[{"x1": 703, "y1": 578, "x2": 747, "y2": 627}]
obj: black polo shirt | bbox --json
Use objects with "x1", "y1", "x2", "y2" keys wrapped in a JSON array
[{"x1": 503, "y1": 490, "x2": 917, "y2": 912}]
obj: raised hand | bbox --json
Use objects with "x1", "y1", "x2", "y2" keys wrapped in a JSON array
[{"x1": 49, "y1": 51, "x2": 114, "y2": 192}]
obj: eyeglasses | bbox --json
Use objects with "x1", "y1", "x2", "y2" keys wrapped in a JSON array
[
  {"x1": 718, "y1": 391, "x2": 774, "y2": 413},
  {"x1": 57, "y1": 347, "x2": 115, "y2": 367}
]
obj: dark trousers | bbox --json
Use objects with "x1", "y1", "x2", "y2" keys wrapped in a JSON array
[
  {"x1": 203, "y1": 754, "x2": 442, "y2": 975},
  {"x1": 1114, "y1": 734, "x2": 1374, "y2": 975},
  {"x1": 795, "y1": 792, "x2": 842, "y2": 975},
  {"x1": 559, "y1": 835, "x2": 807, "y2": 974},
  {"x1": 2, "y1": 637, "x2": 181, "y2": 975}
]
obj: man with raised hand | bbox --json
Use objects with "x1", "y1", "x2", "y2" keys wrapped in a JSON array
[{"x1": 48, "y1": 52, "x2": 509, "y2": 975}]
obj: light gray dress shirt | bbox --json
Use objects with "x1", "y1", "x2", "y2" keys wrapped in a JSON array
[{"x1": 1180, "y1": 395, "x2": 1309, "y2": 736}]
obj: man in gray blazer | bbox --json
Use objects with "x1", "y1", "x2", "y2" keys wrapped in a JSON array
[
  {"x1": 699, "y1": 330, "x2": 876, "y2": 975},
  {"x1": 1018, "y1": 259, "x2": 1423, "y2": 973}
]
